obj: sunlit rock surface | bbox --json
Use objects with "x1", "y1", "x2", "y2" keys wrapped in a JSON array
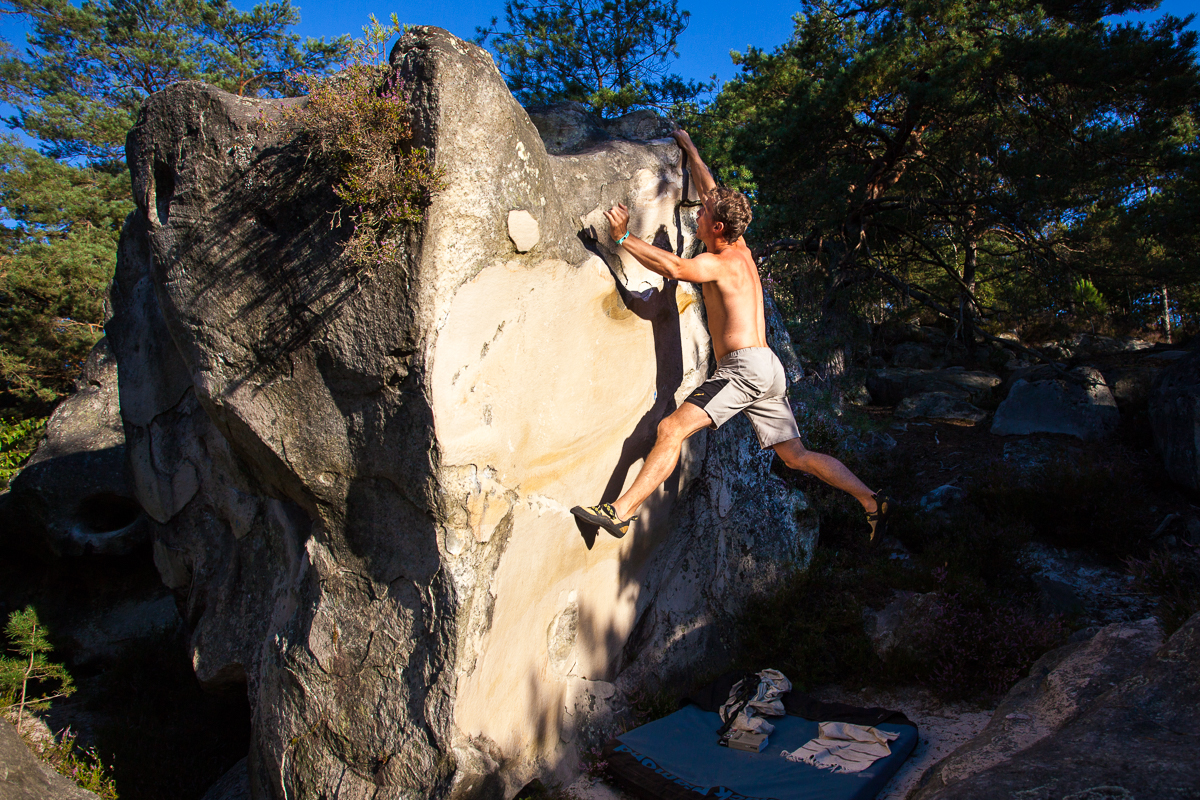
[{"x1": 110, "y1": 26, "x2": 815, "y2": 800}]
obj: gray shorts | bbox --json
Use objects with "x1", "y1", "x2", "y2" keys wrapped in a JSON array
[{"x1": 685, "y1": 347, "x2": 801, "y2": 449}]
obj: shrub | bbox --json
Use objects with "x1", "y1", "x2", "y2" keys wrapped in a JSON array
[
  {"x1": 21, "y1": 726, "x2": 118, "y2": 800},
  {"x1": 906, "y1": 586, "x2": 1067, "y2": 700},
  {"x1": 0, "y1": 415, "x2": 45, "y2": 489},
  {"x1": 1124, "y1": 548, "x2": 1200, "y2": 635},
  {"x1": 284, "y1": 16, "x2": 445, "y2": 270}
]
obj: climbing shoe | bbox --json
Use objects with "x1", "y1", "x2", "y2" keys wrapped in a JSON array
[
  {"x1": 570, "y1": 503, "x2": 638, "y2": 539},
  {"x1": 866, "y1": 493, "x2": 892, "y2": 542}
]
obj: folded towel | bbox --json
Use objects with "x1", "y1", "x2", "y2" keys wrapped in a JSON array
[{"x1": 781, "y1": 722, "x2": 899, "y2": 773}]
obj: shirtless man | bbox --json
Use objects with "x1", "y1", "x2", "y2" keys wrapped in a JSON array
[{"x1": 571, "y1": 129, "x2": 889, "y2": 540}]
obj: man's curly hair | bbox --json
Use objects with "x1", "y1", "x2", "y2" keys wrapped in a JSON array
[{"x1": 710, "y1": 187, "x2": 753, "y2": 242}]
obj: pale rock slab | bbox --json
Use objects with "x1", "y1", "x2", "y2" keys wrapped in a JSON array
[
  {"x1": 109, "y1": 26, "x2": 815, "y2": 800},
  {"x1": 507, "y1": 209, "x2": 540, "y2": 251}
]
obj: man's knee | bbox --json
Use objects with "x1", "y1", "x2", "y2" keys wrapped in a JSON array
[{"x1": 775, "y1": 438, "x2": 811, "y2": 470}]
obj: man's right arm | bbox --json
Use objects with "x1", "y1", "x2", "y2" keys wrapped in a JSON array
[{"x1": 672, "y1": 129, "x2": 718, "y2": 200}]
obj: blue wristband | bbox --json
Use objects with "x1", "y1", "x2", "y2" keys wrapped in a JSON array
[{"x1": 616, "y1": 231, "x2": 630, "y2": 246}]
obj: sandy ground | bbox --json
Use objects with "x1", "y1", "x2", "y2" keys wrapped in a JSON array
[{"x1": 808, "y1": 685, "x2": 993, "y2": 800}]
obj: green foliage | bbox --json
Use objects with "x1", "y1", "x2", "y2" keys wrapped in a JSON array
[
  {"x1": 0, "y1": 0, "x2": 344, "y2": 408},
  {"x1": 20, "y1": 726, "x2": 119, "y2": 800},
  {"x1": 0, "y1": 0, "x2": 348, "y2": 165},
  {"x1": 0, "y1": 415, "x2": 45, "y2": 488},
  {"x1": 0, "y1": 606, "x2": 74, "y2": 730},
  {"x1": 285, "y1": 16, "x2": 444, "y2": 270},
  {"x1": 693, "y1": 0, "x2": 1200, "y2": 346},
  {"x1": 476, "y1": 0, "x2": 711, "y2": 117},
  {"x1": 1071, "y1": 278, "x2": 1109, "y2": 317},
  {"x1": 0, "y1": 141, "x2": 129, "y2": 407}
]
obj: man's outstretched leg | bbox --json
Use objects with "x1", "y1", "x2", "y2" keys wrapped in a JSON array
[
  {"x1": 571, "y1": 403, "x2": 713, "y2": 538},
  {"x1": 772, "y1": 437, "x2": 891, "y2": 538}
]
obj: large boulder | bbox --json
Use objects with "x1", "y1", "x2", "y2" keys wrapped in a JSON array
[
  {"x1": 913, "y1": 610, "x2": 1200, "y2": 800},
  {"x1": 910, "y1": 618, "x2": 1162, "y2": 799},
  {"x1": 991, "y1": 366, "x2": 1119, "y2": 440},
  {"x1": 0, "y1": 338, "x2": 147, "y2": 558},
  {"x1": 1149, "y1": 348, "x2": 1200, "y2": 492},
  {"x1": 108, "y1": 27, "x2": 815, "y2": 800}
]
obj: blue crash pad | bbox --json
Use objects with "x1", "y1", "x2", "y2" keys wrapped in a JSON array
[{"x1": 610, "y1": 704, "x2": 918, "y2": 800}]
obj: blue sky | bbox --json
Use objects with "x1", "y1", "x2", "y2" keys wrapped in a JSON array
[
  {"x1": 292, "y1": 0, "x2": 1200, "y2": 88},
  {"x1": 0, "y1": 1, "x2": 1195, "y2": 90}
]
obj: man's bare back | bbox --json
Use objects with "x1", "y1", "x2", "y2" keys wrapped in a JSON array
[{"x1": 573, "y1": 129, "x2": 888, "y2": 542}]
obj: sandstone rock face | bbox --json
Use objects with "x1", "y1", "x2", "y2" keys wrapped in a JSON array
[
  {"x1": 109, "y1": 27, "x2": 814, "y2": 800},
  {"x1": 914, "y1": 611, "x2": 1199, "y2": 800},
  {"x1": 1149, "y1": 348, "x2": 1200, "y2": 492},
  {"x1": 1, "y1": 338, "x2": 147, "y2": 558},
  {"x1": 991, "y1": 366, "x2": 1119, "y2": 440}
]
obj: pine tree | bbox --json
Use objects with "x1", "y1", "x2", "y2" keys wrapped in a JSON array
[
  {"x1": 0, "y1": 606, "x2": 74, "y2": 734},
  {"x1": 476, "y1": 0, "x2": 711, "y2": 117},
  {"x1": 0, "y1": 0, "x2": 347, "y2": 408},
  {"x1": 694, "y1": 0, "x2": 1200, "y2": 347}
]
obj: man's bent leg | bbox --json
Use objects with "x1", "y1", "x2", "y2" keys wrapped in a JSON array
[
  {"x1": 773, "y1": 437, "x2": 878, "y2": 513},
  {"x1": 612, "y1": 403, "x2": 714, "y2": 521}
]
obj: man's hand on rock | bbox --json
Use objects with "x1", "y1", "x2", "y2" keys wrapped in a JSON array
[
  {"x1": 671, "y1": 129, "x2": 696, "y2": 153},
  {"x1": 604, "y1": 203, "x2": 630, "y2": 243}
]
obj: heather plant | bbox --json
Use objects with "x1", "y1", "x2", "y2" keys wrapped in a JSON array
[
  {"x1": 285, "y1": 15, "x2": 445, "y2": 271},
  {"x1": 907, "y1": 584, "x2": 1067, "y2": 701},
  {"x1": 21, "y1": 726, "x2": 119, "y2": 800}
]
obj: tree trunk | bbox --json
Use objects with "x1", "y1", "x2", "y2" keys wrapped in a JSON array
[
  {"x1": 960, "y1": 231, "x2": 978, "y2": 356},
  {"x1": 1162, "y1": 285, "x2": 1173, "y2": 344}
]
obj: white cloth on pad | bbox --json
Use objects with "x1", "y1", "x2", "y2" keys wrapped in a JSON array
[
  {"x1": 780, "y1": 721, "x2": 899, "y2": 773},
  {"x1": 720, "y1": 669, "x2": 792, "y2": 735}
]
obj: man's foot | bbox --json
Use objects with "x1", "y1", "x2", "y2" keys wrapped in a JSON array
[
  {"x1": 570, "y1": 503, "x2": 638, "y2": 539},
  {"x1": 866, "y1": 493, "x2": 892, "y2": 542}
]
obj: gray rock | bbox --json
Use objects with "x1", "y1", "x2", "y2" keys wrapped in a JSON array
[
  {"x1": 1067, "y1": 333, "x2": 1154, "y2": 357},
  {"x1": 1021, "y1": 542, "x2": 1155, "y2": 627},
  {"x1": 525, "y1": 102, "x2": 675, "y2": 155},
  {"x1": 200, "y1": 757, "x2": 249, "y2": 800},
  {"x1": 913, "y1": 612, "x2": 1197, "y2": 800},
  {"x1": 862, "y1": 591, "x2": 940, "y2": 658},
  {"x1": 891, "y1": 341, "x2": 946, "y2": 369},
  {"x1": 0, "y1": 717, "x2": 100, "y2": 800},
  {"x1": 1, "y1": 338, "x2": 147, "y2": 558},
  {"x1": 992, "y1": 366, "x2": 1119, "y2": 440},
  {"x1": 896, "y1": 391, "x2": 988, "y2": 423},
  {"x1": 919, "y1": 484, "x2": 966, "y2": 512},
  {"x1": 911, "y1": 618, "x2": 1162, "y2": 799},
  {"x1": 866, "y1": 367, "x2": 999, "y2": 406},
  {"x1": 110, "y1": 27, "x2": 814, "y2": 800},
  {"x1": 1148, "y1": 348, "x2": 1200, "y2": 492}
]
